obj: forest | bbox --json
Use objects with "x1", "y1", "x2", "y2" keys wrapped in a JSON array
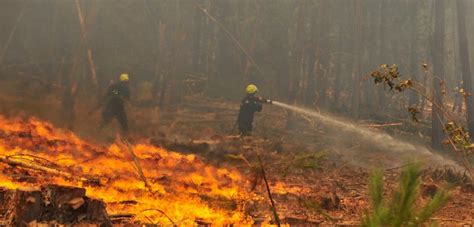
[{"x1": 0, "y1": 0, "x2": 473, "y2": 226}]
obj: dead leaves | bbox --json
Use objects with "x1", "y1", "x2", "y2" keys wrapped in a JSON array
[
  {"x1": 370, "y1": 64, "x2": 412, "y2": 92},
  {"x1": 443, "y1": 121, "x2": 473, "y2": 153}
]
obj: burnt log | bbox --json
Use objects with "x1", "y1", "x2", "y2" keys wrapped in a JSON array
[
  {"x1": 0, "y1": 188, "x2": 10, "y2": 216},
  {"x1": 0, "y1": 185, "x2": 111, "y2": 226},
  {"x1": 41, "y1": 184, "x2": 86, "y2": 208},
  {"x1": 3, "y1": 188, "x2": 44, "y2": 226}
]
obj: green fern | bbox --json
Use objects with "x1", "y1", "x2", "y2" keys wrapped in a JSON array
[{"x1": 362, "y1": 163, "x2": 450, "y2": 227}]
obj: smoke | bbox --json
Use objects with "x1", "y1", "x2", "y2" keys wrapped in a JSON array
[{"x1": 272, "y1": 101, "x2": 460, "y2": 169}]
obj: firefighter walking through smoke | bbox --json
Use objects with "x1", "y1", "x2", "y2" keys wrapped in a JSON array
[
  {"x1": 99, "y1": 73, "x2": 131, "y2": 133},
  {"x1": 236, "y1": 84, "x2": 272, "y2": 136}
]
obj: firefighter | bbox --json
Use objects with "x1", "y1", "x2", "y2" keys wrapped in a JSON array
[
  {"x1": 99, "y1": 73, "x2": 131, "y2": 132},
  {"x1": 237, "y1": 84, "x2": 272, "y2": 136}
]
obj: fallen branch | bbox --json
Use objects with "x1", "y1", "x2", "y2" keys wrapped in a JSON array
[
  {"x1": 257, "y1": 153, "x2": 281, "y2": 227},
  {"x1": 108, "y1": 214, "x2": 135, "y2": 219},
  {"x1": 0, "y1": 155, "x2": 100, "y2": 185},
  {"x1": 141, "y1": 208, "x2": 175, "y2": 225},
  {"x1": 120, "y1": 138, "x2": 151, "y2": 191},
  {"x1": 8, "y1": 153, "x2": 60, "y2": 168}
]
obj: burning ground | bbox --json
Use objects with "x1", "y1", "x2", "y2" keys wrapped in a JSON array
[
  {"x1": 0, "y1": 116, "x2": 251, "y2": 225},
  {"x1": 0, "y1": 113, "x2": 472, "y2": 225}
]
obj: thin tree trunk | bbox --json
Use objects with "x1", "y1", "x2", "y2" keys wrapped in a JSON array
[
  {"x1": 211, "y1": 0, "x2": 238, "y2": 98},
  {"x1": 156, "y1": 21, "x2": 168, "y2": 109},
  {"x1": 302, "y1": 1, "x2": 315, "y2": 107},
  {"x1": 314, "y1": 1, "x2": 327, "y2": 109},
  {"x1": 431, "y1": 0, "x2": 445, "y2": 149},
  {"x1": 146, "y1": 1, "x2": 168, "y2": 109},
  {"x1": 364, "y1": 1, "x2": 377, "y2": 114},
  {"x1": 376, "y1": 0, "x2": 388, "y2": 113},
  {"x1": 456, "y1": 0, "x2": 474, "y2": 140},
  {"x1": 75, "y1": 0, "x2": 97, "y2": 86},
  {"x1": 62, "y1": 0, "x2": 96, "y2": 129},
  {"x1": 351, "y1": 0, "x2": 362, "y2": 119},
  {"x1": 0, "y1": 1, "x2": 27, "y2": 66},
  {"x1": 408, "y1": 1, "x2": 419, "y2": 106},
  {"x1": 169, "y1": 0, "x2": 186, "y2": 110},
  {"x1": 286, "y1": 1, "x2": 307, "y2": 130},
  {"x1": 192, "y1": 0, "x2": 203, "y2": 74}
]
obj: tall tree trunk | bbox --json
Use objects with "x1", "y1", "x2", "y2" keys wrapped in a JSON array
[
  {"x1": 303, "y1": 1, "x2": 317, "y2": 107},
  {"x1": 169, "y1": 0, "x2": 188, "y2": 110},
  {"x1": 265, "y1": 3, "x2": 290, "y2": 101},
  {"x1": 431, "y1": 0, "x2": 445, "y2": 149},
  {"x1": 456, "y1": 0, "x2": 474, "y2": 140},
  {"x1": 286, "y1": 1, "x2": 307, "y2": 130},
  {"x1": 192, "y1": 0, "x2": 203, "y2": 74},
  {"x1": 0, "y1": 1, "x2": 26, "y2": 66},
  {"x1": 62, "y1": 0, "x2": 97, "y2": 130},
  {"x1": 211, "y1": 0, "x2": 238, "y2": 98},
  {"x1": 408, "y1": 0, "x2": 419, "y2": 106},
  {"x1": 314, "y1": 1, "x2": 328, "y2": 109},
  {"x1": 376, "y1": 0, "x2": 388, "y2": 113},
  {"x1": 363, "y1": 0, "x2": 377, "y2": 114},
  {"x1": 351, "y1": 0, "x2": 362, "y2": 119},
  {"x1": 419, "y1": 1, "x2": 436, "y2": 120},
  {"x1": 47, "y1": 1, "x2": 59, "y2": 94},
  {"x1": 157, "y1": 22, "x2": 168, "y2": 109},
  {"x1": 62, "y1": 0, "x2": 83, "y2": 130},
  {"x1": 75, "y1": 0, "x2": 97, "y2": 86},
  {"x1": 144, "y1": 0, "x2": 164, "y2": 105}
]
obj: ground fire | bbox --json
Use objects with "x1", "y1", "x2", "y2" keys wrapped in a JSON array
[
  {"x1": 0, "y1": 115, "x2": 253, "y2": 225},
  {"x1": 2, "y1": 1, "x2": 474, "y2": 225}
]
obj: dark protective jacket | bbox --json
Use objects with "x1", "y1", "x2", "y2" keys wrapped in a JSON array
[
  {"x1": 100, "y1": 81, "x2": 131, "y2": 131},
  {"x1": 103, "y1": 81, "x2": 130, "y2": 109},
  {"x1": 237, "y1": 94, "x2": 263, "y2": 135}
]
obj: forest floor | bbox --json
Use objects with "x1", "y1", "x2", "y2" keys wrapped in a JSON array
[
  {"x1": 0, "y1": 81, "x2": 473, "y2": 225},
  {"x1": 92, "y1": 95, "x2": 473, "y2": 225}
]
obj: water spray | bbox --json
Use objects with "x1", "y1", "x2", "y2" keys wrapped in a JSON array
[{"x1": 270, "y1": 101, "x2": 461, "y2": 168}]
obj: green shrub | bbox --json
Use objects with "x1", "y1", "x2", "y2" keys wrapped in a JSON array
[{"x1": 362, "y1": 163, "x2": 450, "y2": 227}]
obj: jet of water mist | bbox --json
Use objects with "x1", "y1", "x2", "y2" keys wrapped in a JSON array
[{"x1": 271, "y1": 101, "x2": 460, "y2": 168}]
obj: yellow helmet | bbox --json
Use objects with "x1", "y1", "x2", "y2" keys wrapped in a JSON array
[
  {"x1": 120, "y1": 73, "x2": 129, "y2": 82},
  {"x1": 246, "y1": 84, "x2": 258, "y2": 94}
]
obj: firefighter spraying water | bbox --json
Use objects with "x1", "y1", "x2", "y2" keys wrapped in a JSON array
[
  {"x1": 233, "y1": 83, "x2": 461, "y2": 171},
  {"x1": 235, "y1": 84, "x2": 272, "y2": 136}
]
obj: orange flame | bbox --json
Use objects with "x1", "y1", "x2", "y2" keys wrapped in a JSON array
[{"x1": 0, "y1": 116, "x2": 252, "y2": 225}]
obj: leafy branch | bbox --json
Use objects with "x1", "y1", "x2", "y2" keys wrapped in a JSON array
[{"x1": 369, "y1": 64, "x2": 473, "y2": 179}]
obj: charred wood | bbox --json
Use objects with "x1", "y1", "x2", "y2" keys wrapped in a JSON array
[{"x1": 0, "y1": 185, "x2": 111, "y2": 226}]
